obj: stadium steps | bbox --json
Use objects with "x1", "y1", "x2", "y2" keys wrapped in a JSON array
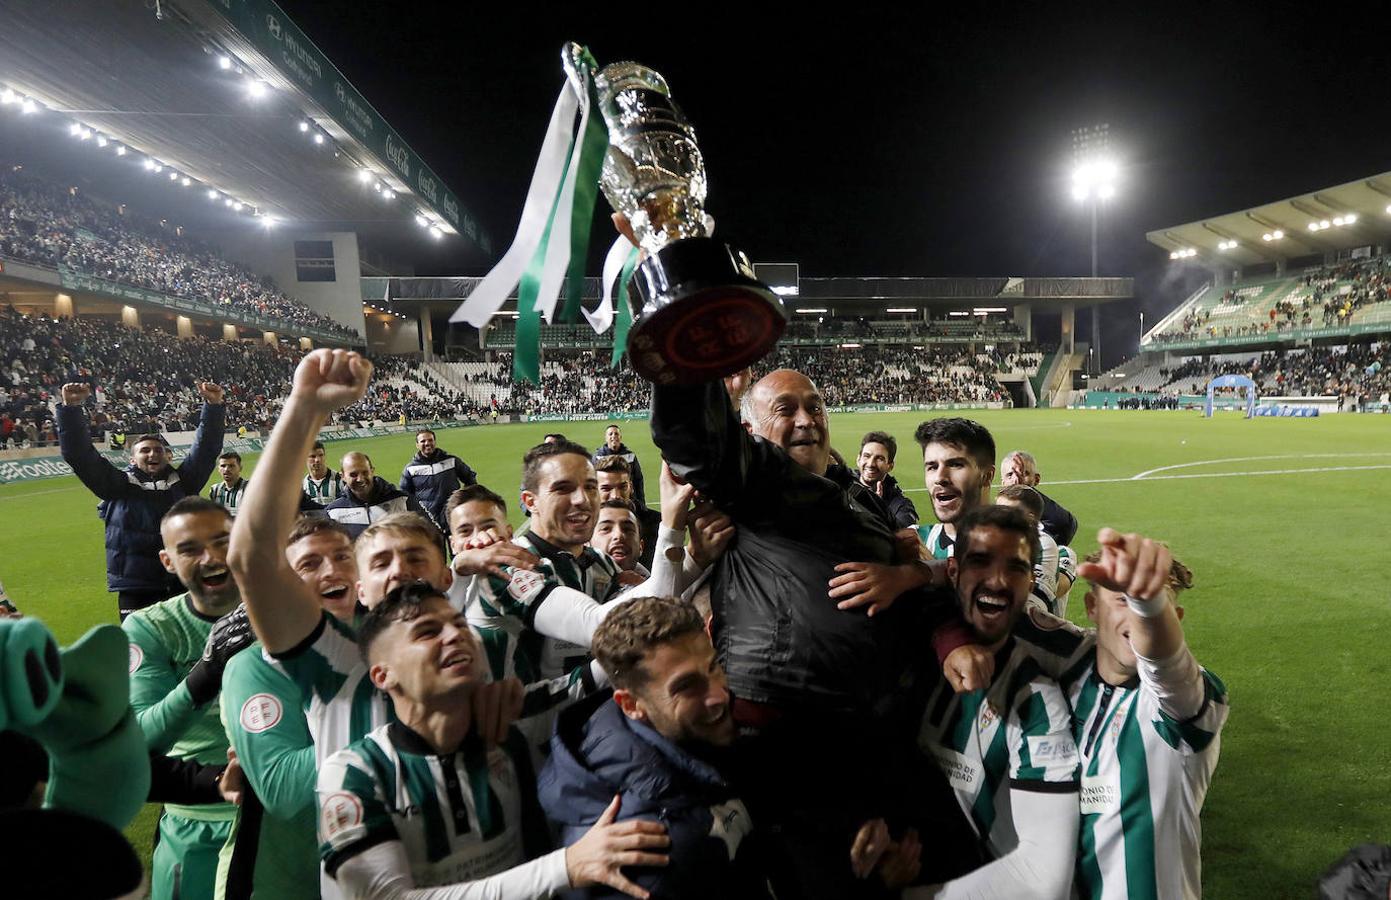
[{"x1": 1046, "y1": 348, "x2": 1087, "y2": 407}]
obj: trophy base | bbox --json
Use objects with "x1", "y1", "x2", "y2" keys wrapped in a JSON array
[{"x1": 626, "y1": 238, "x2": 787, "y2": 384}]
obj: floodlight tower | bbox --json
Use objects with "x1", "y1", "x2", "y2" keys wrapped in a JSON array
[{"x1": 1071, "y1": 124, "x2": 1116, "y2": 373}]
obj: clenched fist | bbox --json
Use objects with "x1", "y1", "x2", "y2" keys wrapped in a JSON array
[{"x1": 61, "y1": 383, "x2": 92, "y2": 406}]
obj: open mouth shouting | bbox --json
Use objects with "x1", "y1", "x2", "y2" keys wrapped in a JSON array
[
  {"x1": 440, "y1": 648, "x2": 474, "y2": 674},
  {"x1": 199, "y1": 564, "x2": 232, "y2": 592},
  {"x1": 320, "y1": 584, "x2": 351, "y2": 604},
  {"x1": 933, "y1": 489, "x2": 962, "y2": 515},
  {"x1": 972, "y1": 590, "x2": 1012, "y2": 623}
]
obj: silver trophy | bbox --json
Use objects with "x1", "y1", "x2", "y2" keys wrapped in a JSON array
[{"x1": 568, "y1": 44, "x2": 785, "y2": 384}]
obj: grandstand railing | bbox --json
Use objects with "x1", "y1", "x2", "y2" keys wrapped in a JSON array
[
  {"x1": 1147, "y1": 320, "x2": 1390, "y2": 351},
  {"x1": 0, "y1": 256, "x2": 356, "y2": 345},
  {"x1": 479, "y1": 321, "x2": 1028, "y2": 349},
  {"x1": 1142, "y1": 281, "x2": 1210, "y2": 346}
]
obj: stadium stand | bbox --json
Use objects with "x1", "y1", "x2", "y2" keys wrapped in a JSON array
[
  {"x1": 1150, "y1": 256, "x2": 1391, "y2": 345},
  {"x1": 0, "y1": 166, "x2": 359, "y2": 340},
  {"x1": 0, "y1": 302, "x2": 1040, "y2": 447}
]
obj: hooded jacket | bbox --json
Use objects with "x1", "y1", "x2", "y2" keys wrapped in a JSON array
[
  {"x1": 397, "y1": 448, "x2": 476, "y2": 529},
  {"x1": 539, "y1": 691, "x2": 770, "y2": 900},
  {"x1": 324, "y1": 475, "x2": 428, "y2": 540},
  {"x1": 57, "y1": 402, "x2": 225, "y2": 593}
]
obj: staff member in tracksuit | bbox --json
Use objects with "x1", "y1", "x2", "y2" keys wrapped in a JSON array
[
  {"x1": 57, "y1": 380, "x2": 226, "y2": 619},
  {"x1": 398, "y1": 429, "x2": 476, "y2": 530}
]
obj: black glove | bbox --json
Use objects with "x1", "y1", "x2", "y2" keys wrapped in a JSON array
[{"x1": 185, "y1": 605, "x2": 253, "y2": 707}]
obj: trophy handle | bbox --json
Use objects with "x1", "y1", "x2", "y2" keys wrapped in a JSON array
[{"x1": 561, "y1": 43, "x2": 594, "y2": 101}]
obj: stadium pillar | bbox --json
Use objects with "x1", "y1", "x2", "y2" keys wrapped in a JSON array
[
  {"x1": 121, "y1": 305, "x2": 141, "y2": 329},
  {"x1": 222, "y1": 324, "x2": 239, "y2": 342},
  {"x1": 1013, "y1": 304, "x2": 1032, "y2": 341},
  {"x1": 262, "y1": 331, "x2": 277, "y2": 346},
  {"x1": 418, "y1": 308, "x2": 434, "y2": 361},
  {"x1": 53, "y1": 292, "x2": 74, "y2": 319},
  {"x1": 176, "y1": 315, "x2": 194, "y2": 339},
  {"x1": 1091, "y1": 304, "x2": 1101, "y2": 372},
  {"x1": 1061, "y1": 303, "x2": 1075, "y2": 354}
]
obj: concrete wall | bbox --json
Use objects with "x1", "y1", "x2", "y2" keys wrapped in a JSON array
[
  {"x1": 366, "y1": 313, "x2": 421, "y2": 355},
  {"x1": 211, "y1": 229, "x2": 367, "y2": 338}
]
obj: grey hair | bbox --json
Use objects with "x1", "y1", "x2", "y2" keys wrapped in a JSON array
[{"x1": 739, "y1": 385, "x2": 758, "y2": 425}]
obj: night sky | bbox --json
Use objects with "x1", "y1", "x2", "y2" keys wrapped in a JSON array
[{"x1": 277, "y1": 2, "x2": 1391, "y2": 362}]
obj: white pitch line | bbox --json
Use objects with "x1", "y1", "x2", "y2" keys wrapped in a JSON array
[
  {"x1": 1131, "y1": 453, "x2": 1391, "y2": 480},
  {"x1": 903, "y1": 463, "x2": 1391, "y2": 490},
  {"x1": 0, "y1": 486, "x2": 80, "y2": 500}
]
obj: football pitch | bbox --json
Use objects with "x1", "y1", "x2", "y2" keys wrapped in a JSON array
[{"x1": 2, "y1": 408, "x2": 1387, "y2": 897}]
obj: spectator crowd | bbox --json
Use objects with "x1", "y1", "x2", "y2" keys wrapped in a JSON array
[{"x1": 0, "y1": 166, "x2": 359, "y2": 339}]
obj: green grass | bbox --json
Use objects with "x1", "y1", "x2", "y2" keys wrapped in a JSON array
[{"x1": 3, "y1": 409, "x2": 1388, "y2": 896}]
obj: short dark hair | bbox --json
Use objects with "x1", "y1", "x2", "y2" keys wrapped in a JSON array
[
  {"x1": 860, "y1": 431, "x2": 898, "y2": 462},
  {"x1": 287, "y1": 514, "x2": 354, "y2": 548},
  {"x1": 914, "y1": 418, "x2": 996, "y2": 470},
  {"x1": 445, "y1": 484, "x2": 508, "y2": 526},
  {"x1": 416, "y1": 429, "x2": 436, "y2": 439},
  {"x1": 606, "y1": 424, "x2": 621, "y2": 433},
  {"x1": 311, "y1": 441, "x2": 326, "y2": 452},
  {"x1": 600, "y1": 498, "x2": 638, "y2": 514},
  {"x1": 996, "y1": 484, "x2": 1044, "y2": 521},
  {"x1": 131, "y1": 432, "x2": 167, "y2": 450},
  {"x1": 594, "y1": 455, "x2": 631, "y2": 475},
  {"x1": 161, "y1": 496, "x2": 231, "y2": 527},
  {"x1": 592, "y1": 596, "x2": 704, "y2": 690},
  {"x1": 357, "y1": 581, "x2": 449, "y2": 663},
  {"x1": 542, "y1": 432, "x2": 568, "y2": 443},
  {"x1": 521, "y1": 440, "x2": 592, "y2": 493},
  {"x1": 952, "y1": 505, "x2": 1040, "y2": 564},
  {"x1": 218, "y1": 451, "x2": 242, "y2": 463}
]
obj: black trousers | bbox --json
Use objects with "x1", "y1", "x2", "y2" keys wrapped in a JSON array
[{"x1": 117, "y1": 588, "x2": 172, "y2": 621}]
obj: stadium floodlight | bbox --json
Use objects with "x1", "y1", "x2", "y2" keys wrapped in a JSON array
[
  {"x1": 1070, "y1": 155, "x2": 1118, "y2": 203},
  {"x1": 180, "y1": 176, "x2": 191, "y2": 187},
  {"x1": 207, "y1": 189, "x2": 219, "y2": 200},
  {"x1": 115, "y1": 145, "x2": 127, "y2": 156},
  {"x1": 1345, "y1": 213, "x2": 1357, "y2": 224},
  {"x1": 246, "y1": 80, "x2": 269, "y2": 100},
  {"x1": 415, "y1": 214, "x2": 429, "y2": 227},
  {"x1": 885, "y1": 307, "x2": 917, "y2": 313},
  {"x1": 260, "y1": 215, "x2": 278, "y2": 229},
  {"x1": 313, "y1": 133, "x2": 324, "y2": 145},
  {"x1": 20, "y1": 98, "x2": 37, "y2": 114},
  {"x1": 381, "y1": 189, "x2": 396, "y2": 201},
  {"x1": 0, "y1": 88, "x2": 14, "y2": 105},
  {"x1": 96, "y1": 135, "x2": 108, "y2": 148},
  {"x1": 794, "y1": 308, "x2": 828, "y2": 314},
  {"x1": 1273, "y1": 230, "x2": 1284, "y2": 239},
  {"x1": 1332, "y1": 216, "x2": 1345, "y2": 227},
  {"x1": 168, "y1": 171, "x2": 179, "y2": 181},
  {"x1": 68, "y1": 123, "x2": 81, "y2": 136},
  {"x1": 357, "y1": 169, "x2": 373, "y2": 183},
  {"x1": 298, "y1": 121, "x2": 310, "y2": 132},
  {"x1": 224, "y1": 198, "x2": 234, "y2": 207},
  {"x1": 429, "y1": 225, "x2": 445, "y2": 239},
  {"x1": 1308, "y1": 222, "x2": 1320, "y2": 231},
  {"x1": 1319, "y1": 220, "x2": 1329, "y2": 230},
  {"x1": 232, "y1": 201, "x2": 243, "y2": 211},
  {"x1": 218, "y1": 55, "x2": 232, "y2": 70},
  {"x1": 143, "y1": 158, "x2": 156, "y2": 171}
]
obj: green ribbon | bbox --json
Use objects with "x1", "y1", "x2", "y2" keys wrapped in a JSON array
[
  {"x1": 611, "y1": 246, "x2": 641, "y2": 368},
  {"x1": 559, "y1": 54, "x2": 610, "y2": 325},
  {"x1": 514, "y1": 145, "x2": 576, "y2": 383}
]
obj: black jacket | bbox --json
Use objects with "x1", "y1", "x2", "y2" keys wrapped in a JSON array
[
  {"x1": 1039, "y1": 490, "x2": 1078, "y2": 545},
  {"x1": 650, "y1": 381, "x2": 930, "y2": 717},
  {"x1": 875, "y1": 474, "x2": 919, "y2": 529},
  {"x1": 58, "y1": 402, "x2": 224, "y2": 593},
  {"x1": 539, "y1": 691, "x2": 770, "y2": 900},
  {"x1": 324, "y1": 476, "x2": 429, "y2": 541},
  {"x1": 398, "y1": 449, "x2": 476, "y2": 529}
]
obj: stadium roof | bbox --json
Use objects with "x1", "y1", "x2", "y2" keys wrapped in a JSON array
[
  {"x1": 0, "y1": 0, "x2": 490, "y2": 257},
  {"x1": 1146, "y1": 171, "x2": 1391, "y2": 265}
]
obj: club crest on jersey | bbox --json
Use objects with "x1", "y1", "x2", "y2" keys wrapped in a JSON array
[
  {"x1": 979, "y1": 702, "x2": 999, "y2": 730},
  {"x1": 128, "y1": 644, "x2": 144, "y2": 674},
  {"x1": 239, "y1": 693, "x2": 284, "y2": 734},
  {"x1": 506, "y1": 569, "x2": 546, "y2": 602},
  {"x1": 708, "y1": 799, "x2": 752, "y2": 861},
  {"x1": 321, "y1": 791, "x2": 364, "y2": 840}
]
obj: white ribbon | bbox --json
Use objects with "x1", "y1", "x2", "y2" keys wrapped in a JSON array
[
  {"x1": 450, "y1": 86, "x2": 579, "y2": 327},
  {"x1": 584, "y1": 234, "x2": 634, "y2": 334},
  {"x1": 534, "y1": 70, "x2": 593, "y2": 324}
]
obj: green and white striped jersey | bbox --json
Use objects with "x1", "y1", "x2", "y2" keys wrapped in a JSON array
[
  {"x1": 1030, "y1": 529, "x2": 1078, "y2": 618},
  {"x1": 317, "y1": 721, "x2": 538, "y2": 887},
  {"x1": 1014, "y1": 614, "x2": 1229, "y2": 900},
  {"x1": 917, "y1": 639, "x2": 1080, "y2": 857},
  {"x1": 209, "y1": 478, "x2": 249, "y2": 516},
  {"x1": 303, "y1": 470, "x2": 344, "y2": 505},
  {"x1": 461, "y1": 531, "x2": 621, "y2": 681},
  {"x1": 917, "y1": 523, "x2": 955, "y2": 560},
  {"x1": 1067, "y1": 651, "x2": 1227, "y2": 900},
  {"x1": 267, "y1": 612, "x2": 393, "y2": 770}
]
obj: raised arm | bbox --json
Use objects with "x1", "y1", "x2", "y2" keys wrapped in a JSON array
[
  {"x1": 176, "y1": 383, "x2": 227, "y2": 490},
  {"x1": 227, "y1": 350, "x2": 372, "y2": 653},
  {"x1": 56, "y1": 384, "x2": 127, "y2": 500}
]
